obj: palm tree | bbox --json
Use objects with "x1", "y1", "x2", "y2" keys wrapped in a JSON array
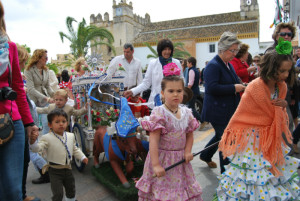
[
  {"x1": 144, "y1": 32, "x2": 191, "y2": 59},
  {"x1": 59, "y1": 17, "x2": 116, "y2": 58}
]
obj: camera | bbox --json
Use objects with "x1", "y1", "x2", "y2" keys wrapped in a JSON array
[{"x1": 0, "y1": 87, "x2": 17, "y2": 101}]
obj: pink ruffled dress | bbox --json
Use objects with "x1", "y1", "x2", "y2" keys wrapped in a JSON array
[{"x1": 136, "y1": 105, "x2": 203, "y2": 201}]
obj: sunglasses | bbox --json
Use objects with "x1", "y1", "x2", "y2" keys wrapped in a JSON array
[
  {"x1": 279, "y1": 32, "x2": 292, "y2": 37},
  {"x1": 253, "y1": 59, "x2": 260, "y2": 62}
]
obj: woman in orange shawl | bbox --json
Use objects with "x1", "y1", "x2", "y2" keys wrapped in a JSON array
[{"x1": 216, "y1": 39, "x2": 300, "y2": 200}]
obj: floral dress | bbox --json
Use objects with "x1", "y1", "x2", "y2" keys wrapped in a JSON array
[
  {"x1": 216, "y1": 92, "x2": 300, "y2": 201},
  {"x1": 136, "y1": 105, "x2": 203, "y2": 201}
]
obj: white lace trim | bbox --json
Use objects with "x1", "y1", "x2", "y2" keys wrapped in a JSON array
[{"x1": 158, "y1": 104, "x2": 191, "y2": 131}]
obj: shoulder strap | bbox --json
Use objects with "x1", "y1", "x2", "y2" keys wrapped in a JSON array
[{"x1": 7, "y1": 61, "x2": 12, "y2": 87}]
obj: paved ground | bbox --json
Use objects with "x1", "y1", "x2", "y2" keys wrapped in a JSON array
[{"x1": 25, "y1": 124, "x2": 300, "y2": 201}]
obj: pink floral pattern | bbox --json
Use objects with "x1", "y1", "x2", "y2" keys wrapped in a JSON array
[{"x1": 136, "y1": 105, "x2": 202, "y2": 201}]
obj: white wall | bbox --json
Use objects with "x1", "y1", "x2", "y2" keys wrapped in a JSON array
[
  {"x1": 134, "y1": 38, "x2": 260, "y2": 71},
  {"x1": 134, "y1": 46, "x2": 157, "y2": 70},
  {"x1": 196, "y1": 38, "x2": 260, "y2": 70}
]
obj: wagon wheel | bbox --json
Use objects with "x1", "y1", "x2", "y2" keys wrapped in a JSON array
[{"x1": 73, "y1": 122, "x2": 86, "y2": 172}]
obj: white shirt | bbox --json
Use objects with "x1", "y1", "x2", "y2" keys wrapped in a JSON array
[
  {"x1": 49, "y1": 70, "x2": 59, "y2": 93},
  {"x1": 106, "y1": 55, "x2": 143, "y2": 88},
  {"x1": 131, "y1": 58, "x2": 183, "y2": 109}
]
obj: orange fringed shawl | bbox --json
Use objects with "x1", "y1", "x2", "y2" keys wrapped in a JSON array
[{"x1": 219, "y1": 77, "x2": 292, "y2": 177}]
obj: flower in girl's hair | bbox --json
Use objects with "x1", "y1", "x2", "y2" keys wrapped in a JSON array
[
  {"x1": 276, "y1": 37, "x2": 292, "y2": 55},
  {"x1": 163, "y1": 62, "x2": 181, "y2": 77}
]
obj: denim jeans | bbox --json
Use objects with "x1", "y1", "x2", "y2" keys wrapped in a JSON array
[
  {"x1": 0, "y1": 120, "x2": 25, "y2": 201},
  {"x1": 40, "y1": 113, "x2": 50, "y2": 134},
  {"x1": 200, "y1": 122, "x2": 229, "y2": 174},
  {"x1": 30, "y1": 149, "x2": 47, "y2": 170}
]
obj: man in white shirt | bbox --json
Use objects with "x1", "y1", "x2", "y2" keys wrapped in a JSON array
[{"x1": 106, "y1": 43, "x2": 143, "y2": 89}]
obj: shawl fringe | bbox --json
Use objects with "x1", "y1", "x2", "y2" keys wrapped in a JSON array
[{"x1": 219, "y1": 78, "x2": 292, "y2": 177}]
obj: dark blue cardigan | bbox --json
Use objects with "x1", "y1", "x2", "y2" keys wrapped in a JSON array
[{"x1": 201, "y1": 55, "x2": 241, "y2": 125}]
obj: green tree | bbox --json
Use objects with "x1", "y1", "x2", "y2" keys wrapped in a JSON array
[
  {"x1": 59, "y1": 17, "x2": 116, "y2": 58},
  {"x1": 144, "y1": 32, "x2": 191, "y2": 59},
  {"x1": 46, "y1": 63, "x2": 59, "y2": 74}
]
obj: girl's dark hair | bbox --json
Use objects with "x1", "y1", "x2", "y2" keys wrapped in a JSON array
[
  {"x1": 47, "y1": 108, "x2": 68, "y2": 123},
  {"x1": 157, "y1": 39, "x2": 174, "y2": 57},
  {"x1": 260, "y1": 50, "x2": 295, "y2": 86},
  {"x1": 61, "y1": 70, "x2": 70, "y2": 82},
  {"x1": 161, "y1": 76, "x2": 184, "y2": 91}
]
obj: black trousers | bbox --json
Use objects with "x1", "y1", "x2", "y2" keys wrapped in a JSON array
[
  {"x1": 48, "y1": 167, "x2": 75, "y2": 201},
  {"x1": 22, "y1": 129, "x2": 30, "y2": 200},
  {"x1": 200, "y1": 122, "x2": 229, "y2": 173},
  {"x1": 293, "y1": 123, "x2": 300, "y2": 145}
]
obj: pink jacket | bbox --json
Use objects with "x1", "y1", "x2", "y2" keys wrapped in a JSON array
[{"x1": 0, "y1": 41, "x2": 33, "y2": 125}]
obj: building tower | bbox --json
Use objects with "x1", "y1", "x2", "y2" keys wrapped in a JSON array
[
  {"x1": 240, "y1": 0, "x2": 259, "y2": 20},
  {"x1": 90, "y1": 0, "x2": 150, "y2": 62}
]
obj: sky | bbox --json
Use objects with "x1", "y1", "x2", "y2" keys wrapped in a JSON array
[{"x1": 4, "y1": 0, "x2": 280, "y2": 61}]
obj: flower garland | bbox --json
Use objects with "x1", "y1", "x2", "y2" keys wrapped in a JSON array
[{"x1": 85, "y1": 107, "x2": 120, "y2": 127}]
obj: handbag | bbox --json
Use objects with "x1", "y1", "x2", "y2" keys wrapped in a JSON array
[
  {"x1": 0, "y1": 62, "x2": 15, "y2": 146},
  {"x1": 0, "y1": 113, "x2": 14, "y2": 145}
]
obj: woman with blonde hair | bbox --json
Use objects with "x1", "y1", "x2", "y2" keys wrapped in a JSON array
[
  {"x1": 74, "y1": 57, "x2": 87, "y2": 76},
  {"x1": 25, "y1": 49, "x2": 54, "y2": 135},
  {"x1": 0, "y1": 1, "x2": 39, "y2": 200}
]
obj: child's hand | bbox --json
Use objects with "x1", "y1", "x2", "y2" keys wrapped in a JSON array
[
  {"x1": 153, "y1": 164, "x2": 165, "y2": 177},
  {"x1": 82, "y1": 157, "x2": 88, "y2": 164},
  {"x1": 271, "y1": 98, "x2": 287, "y2": 108},
  {"x1": 30, "y1": 130, "x2": 39, "y2": 144},
  {"x1": 184, "y1": 152, "x2": 193, "y2": 163}
]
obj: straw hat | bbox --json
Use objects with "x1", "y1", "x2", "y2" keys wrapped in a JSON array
[{"x1": 182, "y1": 87, "x2": 193, "y2": 104}]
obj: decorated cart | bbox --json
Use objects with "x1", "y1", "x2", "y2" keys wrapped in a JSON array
[
  {"x1": 70, "y1": 71, "x2": 126, "y2": 170},
  {"x1": 69, "y1": 57, "x2": 149, "y2": 200}
]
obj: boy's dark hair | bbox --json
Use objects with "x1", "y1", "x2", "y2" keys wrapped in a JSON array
[
  {"x1": 161, "y1": 76, "x2": 184, "y2": 91},
  {"x1": 157, "y1": 39, "x2": 174, "y2": 57},
  {"x1": 260, "y1": 50, "x2": 295, "y2": 86},
  {"x1": 47, "y1": 108, "x2": 68, "y2": 123},
  {"x1": 187, "y1": 57, "x2": 197, "y2": 66}
]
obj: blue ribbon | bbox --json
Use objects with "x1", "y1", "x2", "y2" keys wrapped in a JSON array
[
  {"x1": 103, "y1": 132, "x2": 127, "y2": 161},
  {"x1": 87, "y1": 74, "x2": 118, "y2": 106},
  {"x1": 154, "y1": 93, "x2": 162, "y2": 106}
]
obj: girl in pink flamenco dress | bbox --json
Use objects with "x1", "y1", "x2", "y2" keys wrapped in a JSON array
[{"x1": 135, "y1": 70, "x2": 203, "y2": 201}]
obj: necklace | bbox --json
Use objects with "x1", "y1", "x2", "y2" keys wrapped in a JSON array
[
  {"x1": 271, "y1": 84, "x2": 279, "y2": 100},
  {"x1": 164, "y1": 104, "x2": 178, "y2": 114},
  {"x1": 52, "y1": 131, "x2": 71, "y2": 160}
]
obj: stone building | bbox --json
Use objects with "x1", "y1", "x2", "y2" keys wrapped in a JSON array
[
  {"x1": 51, "y1": 53, "x2": 75, "y2": 72},
  {"x1": 90, "y1": 0, "x2": 261, "y2": 69}
]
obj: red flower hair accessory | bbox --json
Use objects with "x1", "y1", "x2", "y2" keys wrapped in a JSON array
[{"x1": 163, "y1": 62, "x2": 181, "y2": 77}]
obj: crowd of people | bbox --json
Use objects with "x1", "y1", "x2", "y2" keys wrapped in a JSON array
[{"x1": 1, "y1": 0, "x2": 300, "y2": 198}]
